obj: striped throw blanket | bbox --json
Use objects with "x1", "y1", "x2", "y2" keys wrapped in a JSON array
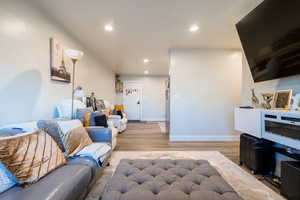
[{"x1": 76, "y1": 143, "x2": 111, "y2": 167}]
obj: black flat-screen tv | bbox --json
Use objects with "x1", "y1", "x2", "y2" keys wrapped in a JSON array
[{"x1": 236, "y1": 0, "x2": 300, "y2": 82}]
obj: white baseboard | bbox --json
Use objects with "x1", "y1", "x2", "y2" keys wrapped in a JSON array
[
  {"x1": 170, "y1": 135, "x2": 240, "y2": 142},
  {"x1": 142, "y1": 118, "x2": 166, "y2": 122}
]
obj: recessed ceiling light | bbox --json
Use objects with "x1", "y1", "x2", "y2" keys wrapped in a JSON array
[
  {"x1": 143, "y1": 59, "x2": 149, "y2": 63},
  {"x1": 104, "y1": 24, "x2": 113, "y2": 31},
  {"x1": 144, "y1": 70, "x2": 149, "y2": 75},
  {"x1": 189, "y1": 25, "x2": 199, "y2": 32}
]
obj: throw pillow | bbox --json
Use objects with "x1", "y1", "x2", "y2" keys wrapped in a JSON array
[
  {"x1": 114, "y1": 104, "x2": 125, "y2": 113},
  {"x1": 94, "y1": 115, "x2": 108, "y2": 128},
  {"x1": 56, "y1": 120, "x2": 93, "y2": 156},
  {"x1": 0, "y1": 130, "x2": 66, "y2": 186},
  {"x1": 112, "y1": 109, "x2": 123, "y2": 119},
  {"x1": 0, "y1": 128, "x2": 25, "y2": 137},
  {"x1": 90, "y1": 111, "x2": 104, "y2": 126},
  {"x1": 76, "y1": 108, "x2": 93, "y2": 126},
  {"x1": 0, "y1": 161, "x2": 17, "y2": 193},
  {"x1": 84, "y1": 112, "x2": 91, "y2": 127},
  {"x1": 37, "y1": 120, "x2": 66, "y2": 152}
]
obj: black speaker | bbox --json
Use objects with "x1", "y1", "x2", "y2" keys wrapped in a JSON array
[
  {"x1": 240, "y1": 133, "x2": 275, "y2": 174},
  {"x1": 281, "y1": 161, "x2": 300, "y2": 200}
]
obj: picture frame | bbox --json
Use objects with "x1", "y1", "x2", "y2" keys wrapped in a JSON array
[
  {"x1": 272, "y1": 89, "x2": 293, "y2": 110},
  {"x1": 50, "y1": 38, "x2": 72, "y2": 83}
]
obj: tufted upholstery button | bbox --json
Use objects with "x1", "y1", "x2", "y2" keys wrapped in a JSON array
[
  {"x1": 117, "y1": 186, "x2": 130, "y2": 194},
  {"x1": 137, "y1": 167, "x2": 145, "y2": 171},
  {"x1": 166, "y1": 181, "x2": 172, "y2": 185},
  {"x1": 120, "y1": 190, "x2": 126, "y2": 194},
  {"x1": 183, "y1": 190, "x2": 191, "y2": 195},
  {"x1": 193, "y1": 180, "x2": 201, "y2": 185},
  {"x1": 136, "y1": 180, "x2": 144, "y2": 185},
  {"x1": 129, "y1": 173, "x2": 152, "y2": 185},
  {"x1": 126, "y1": 160, "x2": 133, "y2": 165},
  {"x1": 151, "y1": 189, "x2": 160, "y2": 195}
]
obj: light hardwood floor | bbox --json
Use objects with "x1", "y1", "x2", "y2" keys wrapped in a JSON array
[
  {"x1": 115, "y1": 121, "x2": 280, "y2": 194},
  {"x1": 116, "y1": 122, "x2": 239, "y2": 162}
]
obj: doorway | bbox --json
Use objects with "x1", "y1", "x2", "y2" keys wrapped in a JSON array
[{"x1": 123, "y1": 82, "x2": 142, "y2": 121}]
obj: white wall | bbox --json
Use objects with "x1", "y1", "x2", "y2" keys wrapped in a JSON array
[
  {"x1": 116, "y1": 75, "x2": 168, "y2": 121},
  {"x1": 0, "y1": 0, "x2": 115, "y2": 125},
  {"x1": 241, "y1": 53, "x2": 300, "y2": 106},
  {"x1": 169, "y1": 49, "x2": 242, "y2": 141}
]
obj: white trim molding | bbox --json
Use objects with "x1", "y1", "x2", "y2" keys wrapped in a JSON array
[
  {"x1": 142, "y1": 118, "x2": 166, "y2": 122},
  {"x1": 170, "y1": 135, "x2": 240, "y2": 142}
]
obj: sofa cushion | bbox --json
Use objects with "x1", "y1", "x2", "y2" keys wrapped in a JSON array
[
  {"x1": 0, "y1": 130, "x2": 66, "y2": 186},
  {"x1": 68, "y1": 157, "x2": 98, "y2": 179},
  {"x1": 37, "y1": 120, "x2": 66, "y2": 152},
  {"x1": 86, "y1": 127, "x2": 112, "y2": 143},
  {"x1": 57, "y1": 120, "x2": 93, "y2": 156},
  {"x1": 0, "y1": 165, "x2": 92, "y2": 200}
]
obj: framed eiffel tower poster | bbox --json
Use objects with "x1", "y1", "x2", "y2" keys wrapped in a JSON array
[{"x1": 50, "y1": 38, "x2": 71, "y2": 83}]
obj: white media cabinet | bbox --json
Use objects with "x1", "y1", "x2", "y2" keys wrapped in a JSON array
[{"x1": 234, "y1": 108, "x2": 300, "y2": 149}]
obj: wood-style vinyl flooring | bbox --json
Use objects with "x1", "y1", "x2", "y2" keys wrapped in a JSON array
[{"x1": 115, "y1": 121, "x2": 280, "y2": 194}]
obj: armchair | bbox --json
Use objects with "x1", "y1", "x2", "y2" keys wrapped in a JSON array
[
  {"x1": 108, "y1": 114, "x2": 127, "y2": 133},
  {"x1": 99, "y1": 100, "x2": 128, "y2": 133}
]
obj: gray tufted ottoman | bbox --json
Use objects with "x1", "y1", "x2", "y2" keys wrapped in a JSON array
[{"x1": 102, "y1": 159, "x2": 243, "y2": 200}]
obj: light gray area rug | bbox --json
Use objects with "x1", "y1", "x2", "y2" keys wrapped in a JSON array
[{"x1": 85, "y1": 151, "x2": 285, "y2": 200}]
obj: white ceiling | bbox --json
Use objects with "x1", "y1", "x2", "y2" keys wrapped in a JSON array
[{"x1": 31, "y1": 0, "x2": 263, "y2": 75}]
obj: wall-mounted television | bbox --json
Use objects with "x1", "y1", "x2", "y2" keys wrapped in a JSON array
[{"x1": 236, "y1": 0, "x2": 300, "y2": 82}]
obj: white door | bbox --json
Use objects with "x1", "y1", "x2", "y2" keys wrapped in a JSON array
[{"x1": 123, "y1": 82, "x2": 141, "y2": 120}]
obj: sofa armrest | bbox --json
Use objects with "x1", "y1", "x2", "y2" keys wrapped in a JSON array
[{"x1": 86, "y1": 127, "x2": 112, "y2": 144}]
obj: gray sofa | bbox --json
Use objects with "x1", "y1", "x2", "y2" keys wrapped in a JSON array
[{"x1": 0, "y1": 127, "x2": 112, "y2": 200}]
